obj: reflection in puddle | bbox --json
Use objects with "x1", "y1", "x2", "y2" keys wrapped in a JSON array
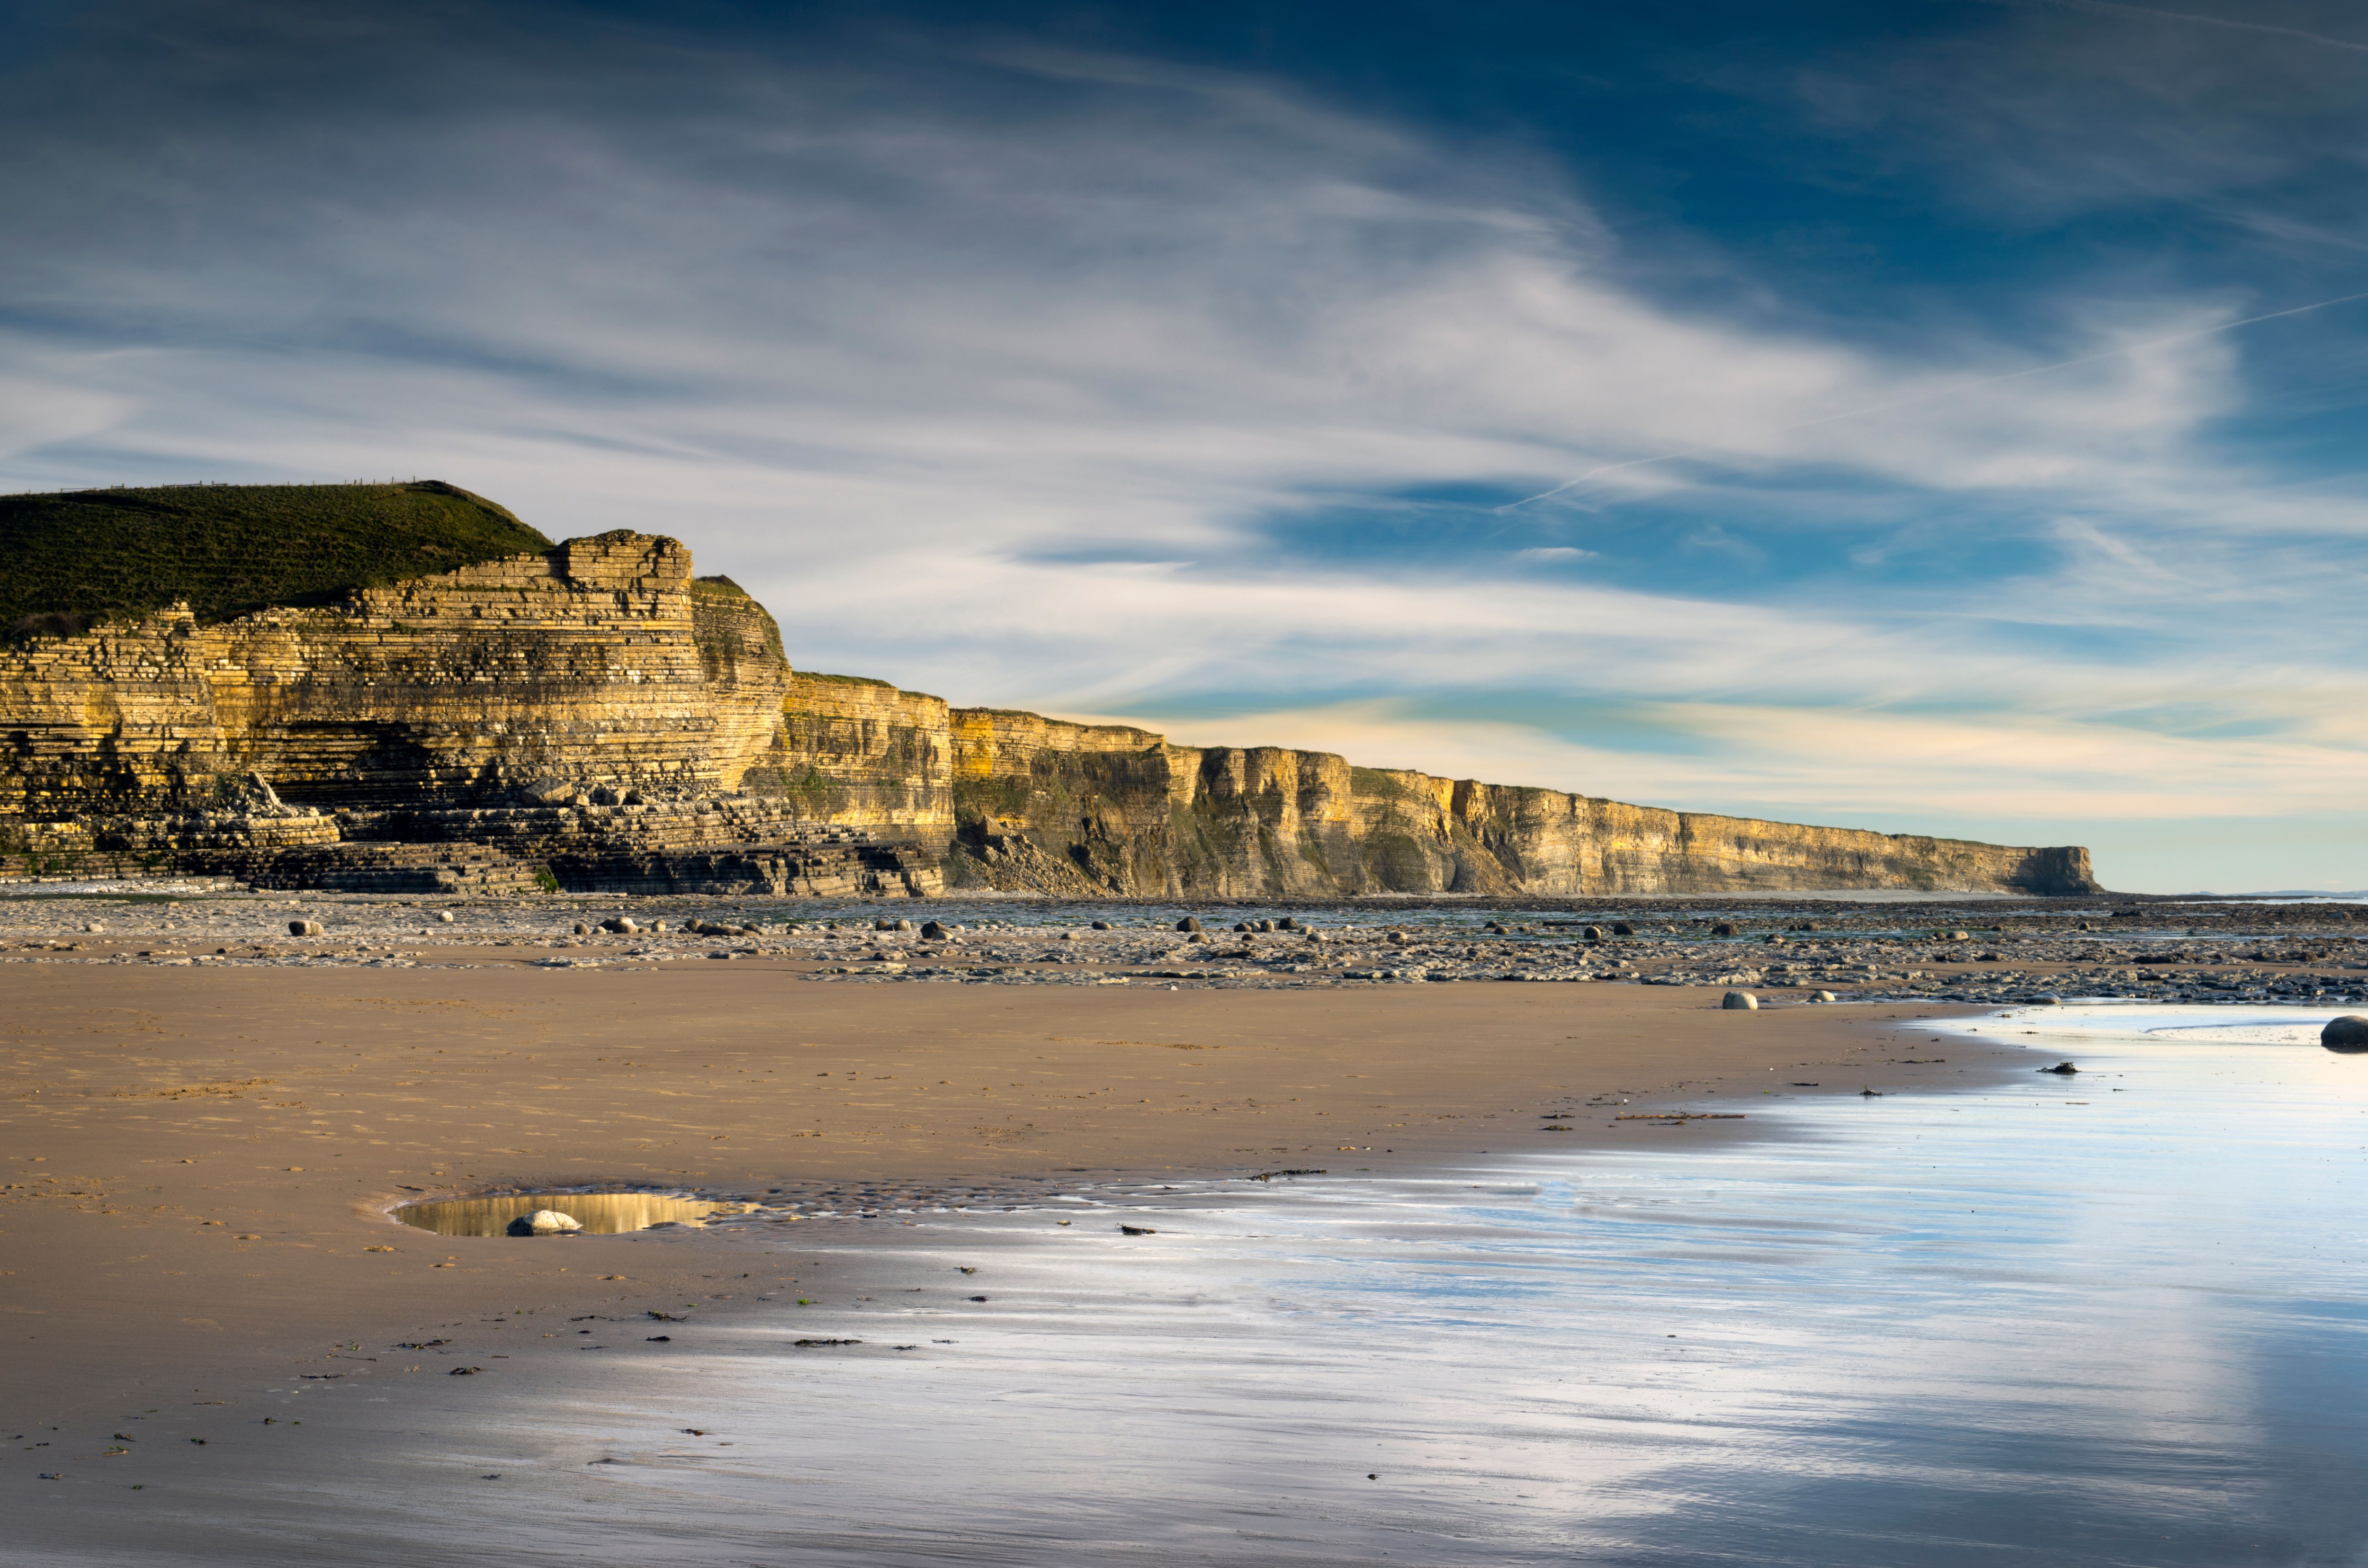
[{"x1": 395, "y1": 1191, "x2": 732, "y2": 1236}]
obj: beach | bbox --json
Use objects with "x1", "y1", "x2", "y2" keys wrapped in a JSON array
[
  {"x1": 9, "y1": 894, "x2": 2368, "y2": 1565},
  {"x1": 0, "y1": 943, "x2": 2002, "y2": 1439},
  {"x1": 9, "y1": 972, "x2": 2363, "y2": 1565}
]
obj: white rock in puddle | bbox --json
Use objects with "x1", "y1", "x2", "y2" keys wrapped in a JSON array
[
  {"x1": 513, "y1": 1209, "x2": 583, "y2": 1235},
  {"x1": 1722, "y1": 990, "x2": 1759, "y2": 1011}
]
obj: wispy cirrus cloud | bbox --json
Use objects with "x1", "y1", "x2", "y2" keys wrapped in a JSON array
[{"x1": 1, "y1": 1, "x2": 2363, "y2": 888}]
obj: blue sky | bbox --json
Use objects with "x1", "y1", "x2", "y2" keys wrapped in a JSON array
[{"x1": 4, "y1": 0, "x2": 2366, "y2": 892}]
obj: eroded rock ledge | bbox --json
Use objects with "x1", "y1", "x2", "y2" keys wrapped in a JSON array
[{"x1": 0, "y1": 521, "x2": 2096, "y2": 897}]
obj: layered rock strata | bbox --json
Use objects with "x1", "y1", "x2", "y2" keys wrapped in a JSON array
[
  {"x1": 0, "y1": 525, "x2": 2095, "y2": 896},
  {"x1": 943, "y1": 729, "x2": 2094, "y2": 897},
  {"x1": 0, "y1": 531, "x2": 936, "y2": 895}
]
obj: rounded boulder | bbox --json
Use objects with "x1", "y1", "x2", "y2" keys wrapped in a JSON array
[
  {"x1": 508, "y1": 1209, "x2": 583, "y2": 1236},
  {"x1": 2322, "y1": 1015, "x2": 2368, "y2": 1054},
  {"x1": 1722, "y1": 991, "x2": 1758, "y2": 1011}
]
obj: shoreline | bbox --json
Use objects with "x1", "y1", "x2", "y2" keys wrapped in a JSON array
[
  {"x1": 0, "y1": 959, "x2": 2029, "y2": 1450},
  {"x1": 15, "y1": 994, "x2": 2349, "y2": 1568}
]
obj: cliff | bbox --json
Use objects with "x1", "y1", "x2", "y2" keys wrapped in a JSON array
[
  {"x1": 0, "y1": 484, "x2": 2097, "y2": 897},
  {"x1": 924, "y1": 717, "x2": 2091, "y2": 897}
]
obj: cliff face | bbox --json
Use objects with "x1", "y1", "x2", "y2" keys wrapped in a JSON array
[
  {"x1": 762, "y1": 672, "x2": 951, "y2": 835},
  {"x1": 0, "y1": 530, "x2": 933, "y2": 895},
  {"x1": 900, "y1": 719, "x2": 2095, "y2": 897},
  {"x1": 0, "y1": 531, "x2": 781, "y2": 816},
  {"x1": 0, "y1": 518, "x2": 2096, "y2": 896}
]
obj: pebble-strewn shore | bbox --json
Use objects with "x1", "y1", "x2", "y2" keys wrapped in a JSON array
[{"x1": 5, "y1": 880, "x2": 2359, "y2": 1006}]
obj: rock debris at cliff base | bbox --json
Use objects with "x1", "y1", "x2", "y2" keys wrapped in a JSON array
[{"x1": 2, "y1": 888, "x2": 2359, "y2": 1008}]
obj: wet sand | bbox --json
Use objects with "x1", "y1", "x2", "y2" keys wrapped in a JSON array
[{"x1": 0, "y1": 963, "x2": 2013, "y2": 1443}]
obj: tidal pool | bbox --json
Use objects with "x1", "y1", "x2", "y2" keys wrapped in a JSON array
[{"x1": 393, "y1": 1190, "x2": 729, "y2": 1236}]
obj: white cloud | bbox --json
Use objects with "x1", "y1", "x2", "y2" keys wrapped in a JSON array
[
  {"x1": 1101, "y1": 695, "x2": 2368, "y2": 824},
  {"x1": 1, "y1": 20, "x2": 2363, "y2": 887}
]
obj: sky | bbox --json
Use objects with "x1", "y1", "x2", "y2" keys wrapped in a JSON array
[{"x1": 3, "y1": 0, "x2": 2365, "y2": 893}]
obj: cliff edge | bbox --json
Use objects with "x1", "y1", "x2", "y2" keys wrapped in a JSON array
[{"x1": 0, "y1": 484, "x2": 2097, "y2": 897}]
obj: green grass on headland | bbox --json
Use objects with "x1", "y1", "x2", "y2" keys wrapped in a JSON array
[{"x1": 0, "y1": 480, "x2": 553, "y2": 636}]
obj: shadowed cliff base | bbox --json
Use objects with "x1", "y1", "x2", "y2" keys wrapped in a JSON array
[{"x1": 0, "y1": 483, "x2": 2099, "y2": 898}]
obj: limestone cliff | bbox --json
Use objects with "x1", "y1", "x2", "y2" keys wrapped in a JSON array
[
  {"x1": 911, "y1": 719, "x2": 2094, "y2": 898},
  {"x1": 0, "y1": 488, "x2": 2096, "y2": 896},
  {"x1": 762, "y1": 672, "x2": 951, "y2": 834},
  {"x1": 0, "y1": 520, "x2": 931, "y2": 895},
  {"x1": 0, "y1": 530, "x2": 780, "y2": 814}
]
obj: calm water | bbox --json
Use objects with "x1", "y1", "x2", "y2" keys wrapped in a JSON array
[
  {"x1": 394, "y1": 1190, "x2": 736, "y2": 1236},
  {"x1": 27, "y1": 1005, "x2": 2368, "y2": 1565}
]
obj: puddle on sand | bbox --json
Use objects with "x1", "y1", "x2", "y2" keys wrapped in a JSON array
[{"x1": 394, "y1": 1191, "x2": 732, "y2": 1236}]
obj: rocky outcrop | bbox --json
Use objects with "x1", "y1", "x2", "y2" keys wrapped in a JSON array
[
  {"x1": 0, "y1": 530, "x2": 934, "y2": 895},
  {"x1": 0, "y1": 520, "x2": 2097, "y2": 897},
  {"x1": 0, "y1": 530, "x2": 778, "y2": 814}
]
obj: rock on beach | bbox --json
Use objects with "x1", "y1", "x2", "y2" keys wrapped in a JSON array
[
  {"x1": 2322, "y1": 1015, "x2": 2368, "y2": 1053},
  {"x1": 509, "y1": 1209, "x2": 584, "y2": 1236}
]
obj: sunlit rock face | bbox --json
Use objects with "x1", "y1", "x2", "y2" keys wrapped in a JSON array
[
  {"x1": 933, "y1": 713, "x2": 2094, "y2": 899},
  {"x1": 0, "y1": 496, "x2": 2091, "y2": 899},
  {"x1": 0, "y1": 530, "x2": 774, "y2": 815},
  {"x1": 0, "y1": 524, "x2": 935, "y2": 895}
]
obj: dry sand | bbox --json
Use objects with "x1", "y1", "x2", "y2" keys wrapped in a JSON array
[{"x1": 0, "y1": 961, "x2": 2015, "y2": 1442}]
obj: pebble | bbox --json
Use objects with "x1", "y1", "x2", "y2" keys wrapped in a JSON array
[{"x1": 7, "y1": 899, "x2": 2363, "y2": 1013}]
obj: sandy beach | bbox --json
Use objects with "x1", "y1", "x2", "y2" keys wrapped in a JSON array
[{"x1": 0, "y1": 955, "x2": 2007, "y2": 1444}]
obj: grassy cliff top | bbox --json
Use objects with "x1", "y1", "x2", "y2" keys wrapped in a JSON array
[
  {"x1": 795, "y1": 670, "x2": 899, "y2": 689},
  {"x1": 0, "y1": 480, "x2": 553, "y2": 635}
]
